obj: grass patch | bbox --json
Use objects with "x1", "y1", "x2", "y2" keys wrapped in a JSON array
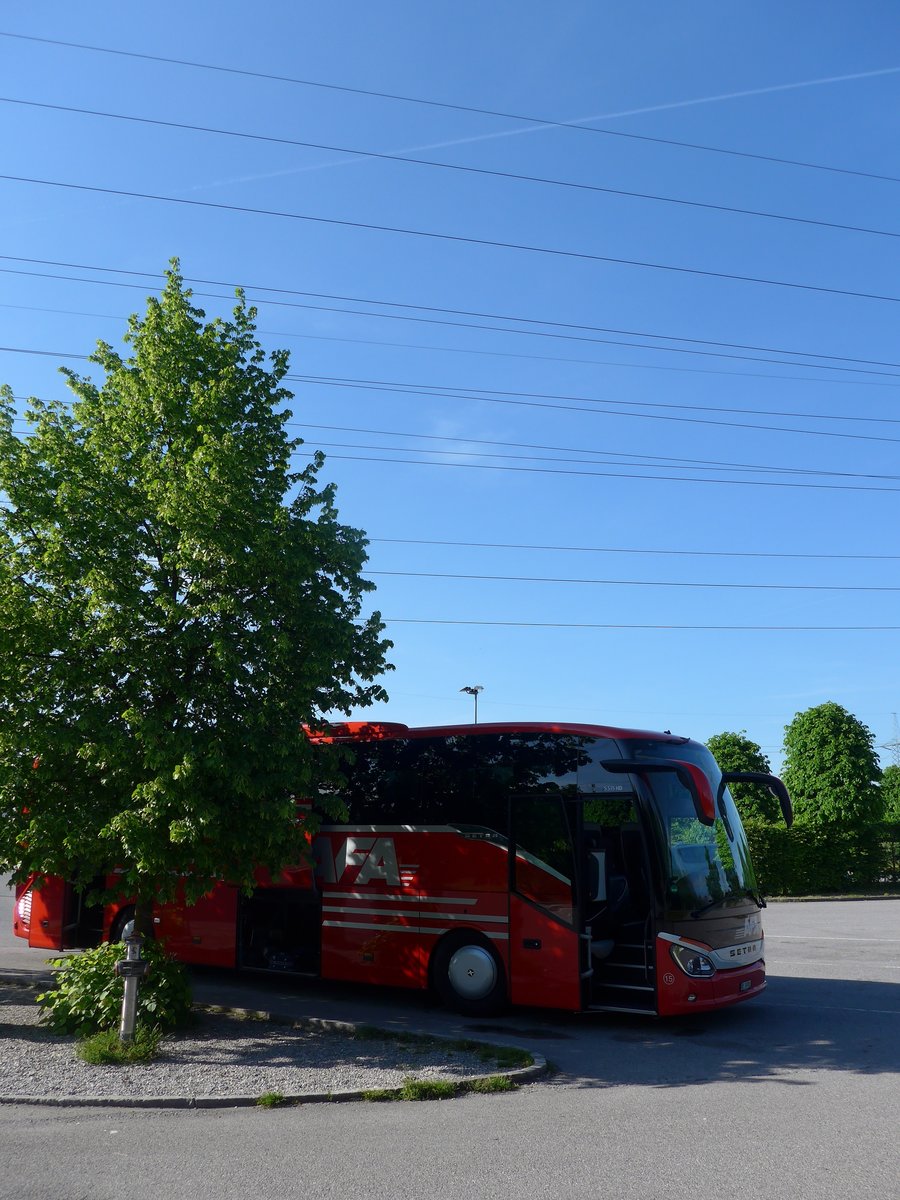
[
  {"x1": 351, "y1": 1025, "x2": 434, "y2": 1046},
  {"x1": 399, "y1": 1078, "x2": 458, "y2": 1101},
  {"x1": 467, "y1": 1075, "x2": 518, "y2": 1094},
  {"x1": 362, "y1": 1073, "x2": 520, "y2": 1101},
  {"x1": 76, "y1": 1027, "x2": 161, "y2": 1065},
  {"x1": 362, "y1": 1078, "x2": 458, "y2": 1102},
  {"x1": 256, "y1": 1091, "x2": 287, "y2": 1108}
]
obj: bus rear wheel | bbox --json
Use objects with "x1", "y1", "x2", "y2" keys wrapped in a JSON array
[{"x1": 431, "y1": 933, "x2": 507, "y2": 1015}]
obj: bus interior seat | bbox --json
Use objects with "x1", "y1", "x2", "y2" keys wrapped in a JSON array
[{"x1": 586, "y1": 834, "x2": 631, "y2": 955}]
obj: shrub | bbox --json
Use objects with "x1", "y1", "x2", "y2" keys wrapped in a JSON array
[
  {"x1": 744, "y1": 818, "x2": 900, "y2": 896},
  {"x1": 37, "y1": 939, "x2": 192, "y2": 1036}
]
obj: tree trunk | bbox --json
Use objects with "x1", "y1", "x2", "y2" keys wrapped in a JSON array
[{"x1": 133, "y1": 892, "x2": 155, "y2": 940}]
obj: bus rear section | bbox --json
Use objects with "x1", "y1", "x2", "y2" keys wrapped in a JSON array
[{"x1": 13, "y1": 874, "x2": 106, "y2": 951}]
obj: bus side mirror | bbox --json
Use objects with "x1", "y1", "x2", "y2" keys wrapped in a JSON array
[
  {"x1": 672, "y1": 762, "x2": 717, "y2": 827},
  {"x1": 721, "y1": 772, "x2": 793, "y2": 828},
  {"x1": 598, "y1": 758, "x2": 716, "y2": 827}
]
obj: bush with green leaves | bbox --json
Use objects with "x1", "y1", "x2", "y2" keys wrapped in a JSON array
[
  {"x1": 883, "y1": 765, "x2": 900, "y2": 823},
  {"x1": 743, "y1": 818, "x2": 898, "y2": 895},
  {"x1": 706, "y1": 730, "x2": 779, "y2": 823},
  {"x1": 36, "y1": 940, "x2": 192, "y2": 1036},
  {"x1": 782, "y1": 703, "x2": 883, "y2": 830}
]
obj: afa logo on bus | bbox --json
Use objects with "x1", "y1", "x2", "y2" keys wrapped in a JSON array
[{"x1": 313, "y1": 836, "x2": 402, "y2": 887}]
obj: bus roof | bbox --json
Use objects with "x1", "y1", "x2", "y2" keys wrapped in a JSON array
[{"x1": 311, "y1": 720, "x2": 691, "y2": 745}]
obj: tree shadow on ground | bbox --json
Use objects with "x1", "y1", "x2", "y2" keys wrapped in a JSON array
[{"x1": 189, "y1": 968, "x2": 899, "y2": 1090}]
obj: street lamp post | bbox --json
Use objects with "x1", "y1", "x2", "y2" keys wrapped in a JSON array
[{"x1": 460, "y1": 684, "x2": 484, "y2": 724}]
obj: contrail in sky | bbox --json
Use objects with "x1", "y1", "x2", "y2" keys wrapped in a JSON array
[{"x1": 201, "y1": 62, "x2": 900, "y2": 190}]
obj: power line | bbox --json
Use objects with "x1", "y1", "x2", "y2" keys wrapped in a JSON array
[
  {"x1": 4, "y1": 95, "x2": 899, "y2": 243},
  {"x1": 383, "y1": 618, "x2": 900, "y2": 630},
  {"x1": 8, "y1": 343, "x2": 900, "y2": 446},
  {"x1": 368, "y1": 537, "x2": 900, "y2": 562},
  {"x1": 5, "y1": 173, "x2": 900, "y2": 307},
  {"x1": 367, "y1": 570, "x2": 900, "y2": 592},
  {"x1": 4, "y1": 297, "x2": 883, "y2": 388},
  {"x1": 8, "y1": 401, "x2": 897, "y2": 485},
  {"x1": 299, "y1": 436, "x2": 900, "y2": 486},
  {"x1": 290, "y1": 422, "x2": 900, "y2": 482},
  {"x1": 293, "y1": 374, "x2": 900, "y2": 428},
  {"x1": 6, "y1": 344, "x2": 900, "y2": 446},
  {"x1": 3, "y1": 31, "x2": 899, "y2": 187},
  {"x1": 307, "y1": 450, "x2": 900, "y2": 492},
  {"x1": 291, "y1": 377, "x2": 900, "y2": 445},
  {"x1": 4, "y1": 253, "x2": 900, "y2": 377}
]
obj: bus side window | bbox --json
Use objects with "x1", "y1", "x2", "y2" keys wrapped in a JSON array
[{"x1": 329, "y1": 736, "x2": 481, "y2": 828}]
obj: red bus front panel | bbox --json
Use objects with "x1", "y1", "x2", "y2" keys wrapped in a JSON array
[{"x1": 655, "y1": 935, "x2": 766, "y2": 1016}]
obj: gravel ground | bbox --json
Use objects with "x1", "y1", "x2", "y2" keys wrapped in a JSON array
[{"x1": 0, "y1": 985, "x2": 520, "y2": 1104}]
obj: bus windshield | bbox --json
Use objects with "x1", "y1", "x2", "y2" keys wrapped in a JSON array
[{"x1": 624, "y1": 739, "x2": 760, "y2": 914}]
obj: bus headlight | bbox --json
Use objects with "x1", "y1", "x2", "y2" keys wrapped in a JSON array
[{"x1": 670, "y1": 943, "x2": 716, "y2": 978}]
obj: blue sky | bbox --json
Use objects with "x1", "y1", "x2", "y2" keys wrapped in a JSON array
[{"x1": 2, "y1": 2, "x2": 899, "y2": 770}]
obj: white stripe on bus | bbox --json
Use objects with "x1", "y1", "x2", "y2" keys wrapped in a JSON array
[
  {"x1": 323, "y1": 905, "x2": 507, "y2": 923},
  {"x1": 320, "y1": 825, "x2": 455, "y2": 833},
  {"x1": 325, "y1": 892, "x2": 478, "y2": 905},
  {"x1": 322, "y1": 920, "x2": 509, "y2": 941}
]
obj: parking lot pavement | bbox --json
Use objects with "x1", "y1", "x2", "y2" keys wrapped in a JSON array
[{"x1": 1, "y1": 885, "x2": 898, "y2": 1200}]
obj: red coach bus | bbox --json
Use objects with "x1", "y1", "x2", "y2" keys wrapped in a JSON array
[{"x1": 13, "y1": 721, "x2": 792, "y2": 1016}]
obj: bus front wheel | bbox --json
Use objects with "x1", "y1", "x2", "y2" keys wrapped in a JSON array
[{"x1": 431, "y1": 933, "x2": 507, "y2": 1015}]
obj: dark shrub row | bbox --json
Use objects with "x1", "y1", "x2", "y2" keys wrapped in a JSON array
[{"x1": 744, "y1": 819, "x2": 900, "y2": 896}]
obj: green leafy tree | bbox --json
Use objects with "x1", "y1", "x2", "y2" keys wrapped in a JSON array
[
  {"x1": 781, "y1": 703, "x2": 883, "y2": 829},
  {"x1": 0, "y1": 264, "x2": 392, "y2": 935},
  {"x1": 706, "y1": 730, "x2": 779, "y2": 823},
  {"x1": 882, "y1": 764, "x2": 900, "y2": 823}
]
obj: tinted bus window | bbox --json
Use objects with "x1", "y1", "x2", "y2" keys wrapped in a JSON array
[{"x1": 329, "y1": 737, "x2": 508, "y2": 837}]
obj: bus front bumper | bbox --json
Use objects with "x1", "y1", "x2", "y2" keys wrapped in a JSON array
[{"x1": 656, "y1": 935, "x2": 766, "y2": 1016}]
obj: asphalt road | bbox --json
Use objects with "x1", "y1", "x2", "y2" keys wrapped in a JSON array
[{"x1": 1, "y1": 882, "x2": 898, "y2": 1200}]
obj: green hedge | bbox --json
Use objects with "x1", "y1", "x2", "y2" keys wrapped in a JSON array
[{"x1": 743, "y1": 820, "x2": 900, "y2": 896}]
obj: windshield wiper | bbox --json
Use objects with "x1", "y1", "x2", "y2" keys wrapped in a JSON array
[{"x1": 690, "y1": 890, "x2": 765, "y2": 919}]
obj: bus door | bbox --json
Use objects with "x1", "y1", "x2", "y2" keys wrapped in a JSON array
[
  {"x1": 508, "y1": 796, "x2": 581, "y2": 1010},
  {"x1": 236, "y1": 865, "x2": 321, "y2": 975}
]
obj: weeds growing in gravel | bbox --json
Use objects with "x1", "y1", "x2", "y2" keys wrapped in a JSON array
[
  {"x1": 362, "y1": 1074, "x2": 520, "y2": 1102},
  {"x1": 76, "y1": 1027, "x2": 162, "y2": 1064},
  {"x1": 467, "y1": 1075, "x2": 517, "y2": 1093}
]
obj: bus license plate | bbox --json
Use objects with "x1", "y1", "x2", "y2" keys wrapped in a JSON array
[{"x1": 739, "y1": 979, "x2": 752, "y2": 993}]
